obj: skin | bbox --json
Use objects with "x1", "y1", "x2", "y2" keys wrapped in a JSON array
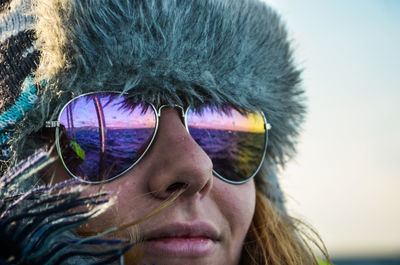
[{"x1": 49, "y1": 107, "x2": 256, "y2": 265}]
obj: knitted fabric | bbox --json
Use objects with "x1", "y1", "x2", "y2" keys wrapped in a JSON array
[
  {"x1": 0, "y1": 76, "x2": 38, "y2": 134},
  {"x1": 0, "y1": 0, "x2": 39, "y2": 172},
  {"x1": 0, "y1": 0, "x2": 38, "y2": 111}
]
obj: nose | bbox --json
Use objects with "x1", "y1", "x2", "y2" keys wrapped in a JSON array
[{"x1": 144, "y1": 107, "x2": 214, "y2": 200}]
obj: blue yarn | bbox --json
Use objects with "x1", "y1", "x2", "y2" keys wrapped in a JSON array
[
  {"x1": 0, "y1": 76, "x2": 38, "y2": 159},
  {"x1": 0, "y1": 76, "x2": 38, "y2": 130},
  {"x1": 0, "y1": 133, "x2": 10, "y2": 145}
]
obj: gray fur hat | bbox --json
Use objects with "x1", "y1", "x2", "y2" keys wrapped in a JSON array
[{"x1": 5, "y1": 0, "x2": 305, "y2": 210}]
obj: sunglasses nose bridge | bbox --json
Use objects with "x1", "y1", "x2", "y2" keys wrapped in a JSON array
[{"x1": 157, "y1": 104, "x2": 186, "y2": 123}]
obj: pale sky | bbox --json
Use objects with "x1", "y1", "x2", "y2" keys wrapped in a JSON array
[{"x1": 262, "y1": 0, "x2": 400, "y2": 257}]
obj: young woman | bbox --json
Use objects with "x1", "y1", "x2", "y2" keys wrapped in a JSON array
[{"x1": 0, "y1": 0, "x2": 329, "y2": 264}]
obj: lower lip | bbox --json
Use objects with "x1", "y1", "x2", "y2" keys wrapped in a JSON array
[{"x1": 144, "y1": 237, "x2": 216, "y2": 257}]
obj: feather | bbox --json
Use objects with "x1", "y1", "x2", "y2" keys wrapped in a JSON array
[{"x1": 0, "y1": 149, "x2": 133, "y2": 265}]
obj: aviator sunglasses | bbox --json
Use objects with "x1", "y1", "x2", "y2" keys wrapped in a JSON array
[{"x1": 46, "y1": 92, "x2": 271, "y2": 184}]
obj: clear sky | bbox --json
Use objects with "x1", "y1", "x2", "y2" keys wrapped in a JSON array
[{"x1": 262, "y1": 0, "x2": 400, "y2": 257}]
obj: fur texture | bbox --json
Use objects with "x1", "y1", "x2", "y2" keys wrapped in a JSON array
[{"x1": 10, "y1": 0, "x2": 305, "y2": 209}]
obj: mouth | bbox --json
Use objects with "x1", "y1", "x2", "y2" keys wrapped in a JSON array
[{"x1": 143, "y1": 222, "x2": 220, "y2": 257}]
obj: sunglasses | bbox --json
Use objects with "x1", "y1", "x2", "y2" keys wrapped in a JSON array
[{"x1": 46, "y1": 92, "x2": 271, "y2": 184}]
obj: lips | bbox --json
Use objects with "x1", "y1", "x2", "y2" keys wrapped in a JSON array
[{"x1": 143, "y1": 222, "x2": 220, "y2": 257}]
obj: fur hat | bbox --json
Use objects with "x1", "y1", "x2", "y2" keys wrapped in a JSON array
[{"x1": 1, "y1": 0, "x2": 306, "y2": 211}]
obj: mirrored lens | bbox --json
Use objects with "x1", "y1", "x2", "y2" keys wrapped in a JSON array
[
  {"x1": 187, "y1": 106, "x2": 266, "y2": 182},
  {"x1": 59, "y1": 93, "x2": 156, "y2": 182}
]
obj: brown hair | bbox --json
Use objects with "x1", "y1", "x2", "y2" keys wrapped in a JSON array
[{"x1": 241, "y1": 190, "x2": 331, "y2": 265}]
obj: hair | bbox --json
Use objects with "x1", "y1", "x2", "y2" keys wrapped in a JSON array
[{"x1": 241, "y1": 189, "x2": 331, "y2": 265}]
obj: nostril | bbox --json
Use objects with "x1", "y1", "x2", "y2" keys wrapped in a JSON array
[{"x1": 166, "y1": 182, "x2": 186, "y2": 192}]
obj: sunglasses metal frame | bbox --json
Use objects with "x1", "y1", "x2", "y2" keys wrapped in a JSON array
[{"x1": 46, "y1": 91, "x2": 271, "y2": 185}]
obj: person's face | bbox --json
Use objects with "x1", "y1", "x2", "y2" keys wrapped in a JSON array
[{"x1": 51, "y1": 107, "x2": 256, "y2": 265}]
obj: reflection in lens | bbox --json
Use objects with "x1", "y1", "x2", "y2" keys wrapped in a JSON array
[
  {"x1": 59, "y1": 93, "x2": 156, "y2": 182},
  {"x1": 187, "y1": 106, "x2": 266, "y2": 182}
]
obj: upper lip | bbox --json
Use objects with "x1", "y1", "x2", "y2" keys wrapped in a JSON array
[{"x1": 144, "y1": 222, "x2": 220, "y2": 241}]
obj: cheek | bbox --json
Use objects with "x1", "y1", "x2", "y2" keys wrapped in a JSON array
[
  {"x1": 75, "y1": 178, "x2": 147, "y2": 237},
  {"x1": 44, "y1": 161, "x2": 151, "y2": 238},
  {"x1": 214, "y1": 179, "x2": 256, "y2": 238},
  {"x1": 40, "y1": 159, "x2": 72, "y2": 184}
]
